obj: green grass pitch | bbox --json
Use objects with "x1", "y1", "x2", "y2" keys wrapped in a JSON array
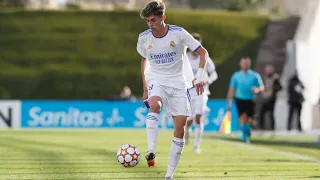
[{"x1": 0, "y1": 129, "x2": 319, "y2": 179}]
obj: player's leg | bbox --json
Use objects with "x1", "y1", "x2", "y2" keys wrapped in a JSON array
[
  {"x1": 268, "y1": 100, "x2": 276, "y2": 130},
  {"x1": 235, "y1": 99, "x2": 249, "y2": 142},
  {"x1": 145, "y1": 83, "x2": 166, "y2": 167},
  {"x1": 193, "y1": 114, "x2": 202, "y2": 153},
  {"x1": 165, "y1": 88, "x2": 190, "y2": 179},
  {"x1": 297, "y1": 104, "x2": 302, "y2": 131},
  {"x1": 193, "y1": 94, "x2": 206, "y2": 153},
  {"x1": 165, "y1": 115, "x2": 187, "y2": 179},
  {"x1": 185, "y1": 116, "x2": 193, "y2": 145},
  {"x1": 185, "y1": 93, "x2": 196, "y2": 144},
  {"x1": 185, "y1": 88, "x2": 195, "y2": 145},
  {"x1": 244, "y1": 100, "x2": 255, "y2": 143},
  {"x1": 259, "y1": 102, "x2": 267, "y2": 130},
  {"x1": 239, "y1": 113, "x2": 250, "y2": 143},
  {"x1": 287, "y1": 104, "x2": 294, "y2": 130}
]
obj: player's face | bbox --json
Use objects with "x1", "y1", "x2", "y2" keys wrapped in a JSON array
[
  {"x1": 145, "y1": 15, "x2": 165, "y2": 32},
  {"x1": 240, "y1": 58, "x2": 251, "y2": 71},
  {"x1": 264, "y1": 65, "x2": 274, "y2": 75}
]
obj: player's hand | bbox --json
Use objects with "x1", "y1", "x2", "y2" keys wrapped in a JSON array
[
  {"x1": 193, "y1": 68, "x2": 205, "y2": 95},
  {"x1": 226, "y1": 100, "x2": 232, "y2": 111},
  {"x1": 142, "y1": 89, "x2": 148, "y2": 100},
  {"x1": 193, "y1": 78, "x2": 204, "y2": 95},
  {"x1": 142, "y1": 89, "x2": 150, "y2": 108},
  {"x1": 252, "y1": 87, "x2": 260, "y2": 94},
  {"x1": 226, "y1": 103, "x2": 231, "y2": 111}
]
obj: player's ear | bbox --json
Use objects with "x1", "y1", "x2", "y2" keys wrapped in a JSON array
[{"x1": 162, "y1": 15, "x2": 166, "y2": 21}]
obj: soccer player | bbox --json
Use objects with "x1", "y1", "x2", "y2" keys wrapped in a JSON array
[
  {"x1": 185, "y1": 33, "x2": 218, "y2": 154},
  {"x1": 137, "y1": 1, "x2": 208, "y2": 179},
  {"x1": 226, "y1": 57, "x2": 264, "y2": 143}
]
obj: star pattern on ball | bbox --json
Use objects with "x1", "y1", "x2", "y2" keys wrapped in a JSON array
[
  {"x1": 132, "y1": 153, "x2": 139, "y2": 161},
  {"x1": 123, "y1": 162, "x2": 130, "y2": 167},
  {"x1": 121, "y1": 150, "x2": 127, "y2": 156}
]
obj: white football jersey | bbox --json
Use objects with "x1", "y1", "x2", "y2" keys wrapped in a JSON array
[
  {"x1": 137, "y1": 25, "x2": 201, "y2": 90},
  {"x1": 186, "y1": 51, "x2": 217, "y2": 95}
]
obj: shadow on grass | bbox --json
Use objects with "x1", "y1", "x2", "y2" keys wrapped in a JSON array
[
  {"x1": 262, "y1": 159, "x2": 314, "y2": 163},
  {"x1": 206, "y1": 135, "x2": 320, "y2": 151},
  {"x1": 0, "y1": 136, "x2": 115, "y2": 157}
]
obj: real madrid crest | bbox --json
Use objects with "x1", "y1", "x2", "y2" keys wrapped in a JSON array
[{"x1": 170, "y1": 41, "x2": 175, "y2": 48}]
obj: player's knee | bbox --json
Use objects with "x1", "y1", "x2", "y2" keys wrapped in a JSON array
[
  {"x1": 174, "y1": 125, "x2": 185, "y2": 139},
  {"x1": 195, "y1": 114, "x2": 202, "y2": 124},
  {"x1": 186, "y1": 119, "x2": 193, "y2": 127},
  {"x1": 239, "y1": 113, "x2": 248, "y2": 123},
  {"x1": 149, "y1": 98, "x2": 162, "y2": 113},
  {"x1": 149, "y1": 103, "x2": 161, "y2": 113}
]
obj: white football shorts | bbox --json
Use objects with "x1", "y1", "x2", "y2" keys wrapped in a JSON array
[
  {"x1": 147, "y1": 80, "x2": 191, "y2": 117},
  {"x1": 187, "y1": 87, "x2": 209, "y2": 119}
]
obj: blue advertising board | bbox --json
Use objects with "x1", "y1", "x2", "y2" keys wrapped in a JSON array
[{"x1": 21, "y1": 100, "x2": 238, "y2": 131}]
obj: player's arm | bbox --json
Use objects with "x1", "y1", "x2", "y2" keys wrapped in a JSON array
[
  {"x1": 273, "y1": 74, "x2": 282, "y2": 92},
  {"x1": 193, "y1": 46, "x2": 208, "y2": 95},
  {"x1": 180, "y1": 29, "x2": 208, "y2": 94},
  {"x1": 227, "y1": 88, "x2": 234, "y2": 110},
  {"x1": 141, "y1": 57, "x2": 147, "y2": 93},
  {"x1": 194, "y1": 47, "x2": 207, "y2": 69},
  {"x1": 136, "y1": 36, "x2": 148, "y2": 101},
  {"x1": 206, "y1": 57, "x2": 218, "y2": 84},
  {"x1": 227, "y1": 74, "x2": 236, "y2": 109},
  {"x1": 252, "y1": 73, "x2": 265, "y2": 94}
]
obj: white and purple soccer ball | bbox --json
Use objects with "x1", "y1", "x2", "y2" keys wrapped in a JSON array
[{"x1": 117, "y1": 144, "x2": 140, "y2": 168}]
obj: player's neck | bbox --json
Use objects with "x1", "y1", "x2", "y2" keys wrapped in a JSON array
[{"x1": 152, "y1": 24, "x2": 168, "y2": 37}]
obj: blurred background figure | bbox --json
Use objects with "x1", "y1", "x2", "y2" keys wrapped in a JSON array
[
  {"x1": 120, "y1": 86, "x2": 136, "y2": 101},
  {"x1": 259, "y1": 64, "x2": 282, "y2": 131},
  {"x1": 287, "y1": 73, "x2": 304, "y2": 131},
  {"x1": 227, "y1": 57, "x2": 264, "y2": 143},
  {"x1": 185, "y1": 32, "x2": 218, "y2": 153}
]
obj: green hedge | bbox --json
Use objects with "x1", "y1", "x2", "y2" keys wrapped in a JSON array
[{"x1": 0, "y1": 10, "x2": 269, "y2": 99}]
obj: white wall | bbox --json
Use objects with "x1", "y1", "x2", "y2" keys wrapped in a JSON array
[
  {"x1": 294, "y1": 0, "x2": 320, "y2": 130},
  {"x1": 275, "y1": 0, "x2": 320, "y2": 131}
]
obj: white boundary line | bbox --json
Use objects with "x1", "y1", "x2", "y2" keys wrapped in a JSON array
[{"x1": 212, "y1": 138, "x2": 320, "y2": 163}]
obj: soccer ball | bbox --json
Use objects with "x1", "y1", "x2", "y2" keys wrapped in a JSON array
[{"x1": 117, "y1": 144, "x2": 140, "y2": 168}]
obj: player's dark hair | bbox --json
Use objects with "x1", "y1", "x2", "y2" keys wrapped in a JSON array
[
  {"x1": 241, "y1": 57, "x2": 251, "y2": 61},
  {"x1": 191, "y1": 33, "x2": 202, "y2": 43},
  {"x1": 140, "y1": 0, "x2": 166, "y2": 19}
]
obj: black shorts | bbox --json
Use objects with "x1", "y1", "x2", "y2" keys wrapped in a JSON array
[{"x1": 235, "y1": 98, "x2": 255, "y2": 118}]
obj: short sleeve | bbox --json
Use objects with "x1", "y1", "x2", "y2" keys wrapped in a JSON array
[
  {"x1": 181, "y1": 28, "x2": 201, "y2": 52},
  {"x1": 137, "y1": 37, "x2": 146, "y2": 58},
  {"x1": 229, "y1": 73, "x2": 237, "y2": 89},
  {"x1": 255, "y1": 73, "x2": 264, "y2": 87}
]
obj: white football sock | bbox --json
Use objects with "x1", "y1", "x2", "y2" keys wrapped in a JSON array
[
  {"x1": 165, "y1": 137, "x2": 184, "y2": 178},
  {"x1": 194, "y1": 122, "x2": 204, "y2": 149},
  {"x1": 146, "y1": 112, "x2": 159, "y2": 153}
]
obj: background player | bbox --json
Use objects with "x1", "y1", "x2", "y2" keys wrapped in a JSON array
[{"x1": 184, "y1": 33, "x2": 218, "y2": 154}]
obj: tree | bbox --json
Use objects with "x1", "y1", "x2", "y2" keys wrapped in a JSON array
[{"x1": 0, "y1": 0, "x2": 29, "y2": 7}]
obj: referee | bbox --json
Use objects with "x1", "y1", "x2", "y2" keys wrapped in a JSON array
[{"x1": 227, "y1": 57, "x2": 264, "y2": 143}]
